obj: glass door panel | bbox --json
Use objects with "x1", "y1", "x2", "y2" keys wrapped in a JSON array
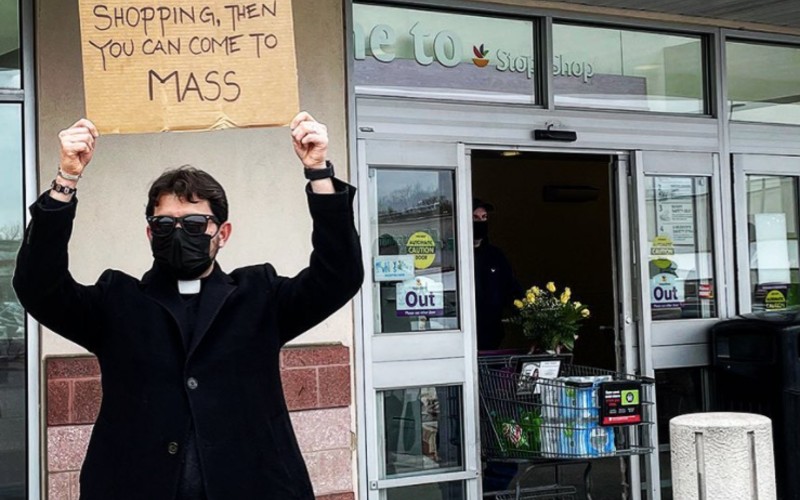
[
  {"x1": 734, "y1": 155, "x2": 800, "y2": 313},
  {"x1": 643, "y1": 176, "x2": 717, "y2": 321},
  {"x1": 0, "y1": 103, "x2": 25, "y2": 497},
  {"x1": 359, "y1": 140, "x2": 479, "y2": 500},
  {"x1": 371, "y1": 169, "x2": 460, "y2": 334},
  {"x1": 746, "y1": 176, "x2": 799, "y2": 311}
]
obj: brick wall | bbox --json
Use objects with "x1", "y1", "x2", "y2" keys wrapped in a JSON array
[{"x1": 45, "y1": 345, "x2": 354, "y2": 500}]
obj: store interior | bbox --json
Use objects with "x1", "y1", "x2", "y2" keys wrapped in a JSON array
[{"x1": 471, "y1": 151, "x2": 618, "y2": 370}]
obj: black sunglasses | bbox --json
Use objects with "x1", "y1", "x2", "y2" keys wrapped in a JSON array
[{"x1": 147, "y1": 214, "x2": 220, "y2": 237}]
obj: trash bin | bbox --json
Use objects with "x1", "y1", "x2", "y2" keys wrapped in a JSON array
[{"x1": 710, "y1": 309, "x2": 800, "y2": 500}]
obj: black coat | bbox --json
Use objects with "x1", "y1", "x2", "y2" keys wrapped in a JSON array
[
  {"x1": 474, "y1": 240, "x2": 522, "y2": 351},
  {"x1": 13, "y1": 180, "x2": 364, "y2": 500}
]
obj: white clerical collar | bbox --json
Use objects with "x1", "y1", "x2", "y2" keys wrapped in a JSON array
[{"x1": 178, "y1": 279, "x2": 202, "y2": 295}]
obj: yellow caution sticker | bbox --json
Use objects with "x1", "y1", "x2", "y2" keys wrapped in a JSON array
[
  {"x1": 406, "y1": 232, "x2": 436, "y2": 270},
  {"x1": 765, "y1": 290, "x2": 787, "y2": 310}
]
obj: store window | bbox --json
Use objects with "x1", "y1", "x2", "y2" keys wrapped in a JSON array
[
  {"x1": 746, "y1": 176, "x2": 800, "y2": 311},
  {"x1": 370, "y1": 169, "x2": 459, "y2": 334},
  {"x1": 552, "y1": 24, "x2": 705, "y2": 114},
  {"x1": 727, "y1": 41, "x2": 800, "y2": 125},
  {"x1": 381, "y1": 385, "x2": 463, "y2": 478},
  {"x1": 644, "y1": 177, "x2": 717, "y2": 320},
  {"x1": 352, "y1": 3, "x2": 536, "y2": 103},
  {"x1": 0, "y1": 104, "x2": 25, "y2": 496},
  {"x1": 0, "y1": 2, "x2": 20, "y2": 88},
  {"x1": 386, "y1": 481, "x2": 465, "y2": 500}
]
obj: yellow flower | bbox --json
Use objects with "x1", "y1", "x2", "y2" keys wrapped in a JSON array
[
  {"x1": 560, "y1": 292, "x2": 569, "y2": 304},
  {"x1": 514, "y1": 299, "x2": 524, "y2": 309},
  {"x1": 564, "y1": 287, "x2": 571, "y2": 297},
  {"x1": 532, "y1": 286, "x2": 541, "y2": 296},
  {"x1": 546, "y1": 282, "x2": 556, "y2": 293},
  {"x1": 573, "y1": 301, "x2": 582, "y2": 309},
  {"x1": 581, "y1": 309, "x2": 591, "y2": 318},
  {"x1": 526, "y1": 293, "x2": 535, "y2": 303}
]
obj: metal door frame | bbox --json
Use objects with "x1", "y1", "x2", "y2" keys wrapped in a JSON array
[{"x1": 356, "y1": 139, "x2": 482, "y2": 500}]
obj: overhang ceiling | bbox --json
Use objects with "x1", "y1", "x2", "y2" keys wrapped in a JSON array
[{"x1": 543, "y1": 0, "x2": 800, "y2": 34}]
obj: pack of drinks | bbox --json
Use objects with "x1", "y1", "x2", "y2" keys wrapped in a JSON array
[{"x1": 538, "y1": 375, "x2": 616, "y2": 458}]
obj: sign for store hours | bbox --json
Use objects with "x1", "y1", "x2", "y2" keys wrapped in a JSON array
[{"x1": 78, "y1": 0, "x2": 299, "y2": 134}]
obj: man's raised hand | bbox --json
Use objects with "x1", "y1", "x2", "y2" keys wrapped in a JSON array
[
  {"x1": 59, "y1": 118, "x2": 99, "y2": 177},
  {"x1": 290, "y1": 111, "x2": 328, "y2": 169}
]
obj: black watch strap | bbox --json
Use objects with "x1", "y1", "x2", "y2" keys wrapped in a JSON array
[
  {"x1": 304, "y1": 160, "x2": 335, "y2": 180},
  {"x1": 51, "y1": 179, "x2": 77, "y2": 195}
]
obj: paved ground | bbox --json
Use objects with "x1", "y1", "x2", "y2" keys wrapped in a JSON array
[{"x1": 487, "y1": 455, "x2": 674, "y2": 500}]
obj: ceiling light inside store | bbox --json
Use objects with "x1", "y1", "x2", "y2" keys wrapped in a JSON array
[{"x1": 501, "y1": 151, "x2": 521, "y2": 157}]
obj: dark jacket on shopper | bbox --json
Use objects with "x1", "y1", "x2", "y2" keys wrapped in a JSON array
[
  {"x1": 474, "y1": 239, "x2": 522, "y2": 351},
  {"x1": 13, "y1": 179, "x2": 364, "y2": 500}
]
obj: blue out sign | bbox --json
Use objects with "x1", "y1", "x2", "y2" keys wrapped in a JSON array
[
  {"x1": 396, "y1": 277, "x2": 444, "y2": 317},
  {"x1": 650, "y1": 272, "x2": 684, "y2": 309}
]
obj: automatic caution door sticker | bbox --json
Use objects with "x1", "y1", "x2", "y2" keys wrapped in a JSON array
[{"x1": 406, "y1": 232, "x2": 436, "y2": 270}]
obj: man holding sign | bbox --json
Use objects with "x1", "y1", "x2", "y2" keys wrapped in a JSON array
[{"x1": 13, "y1": 113, "x2": 364, "y2": 499}]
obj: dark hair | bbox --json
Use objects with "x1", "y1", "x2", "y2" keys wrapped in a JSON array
[{"x1": 146, "y1": 166, "x2": 229, "y2": 222}]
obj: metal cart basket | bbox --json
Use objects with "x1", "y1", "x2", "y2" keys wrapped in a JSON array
[{"x1": 478, "y1": 354, "x2": 656, "y2": 499}]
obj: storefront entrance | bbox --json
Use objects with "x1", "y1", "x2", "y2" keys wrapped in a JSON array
[
  {"x1": 355, "y1": 136, "x2": 670, "y2": 499},
  {"x1": 470, "y1": 151, "x2": 617, "y2": 371}
]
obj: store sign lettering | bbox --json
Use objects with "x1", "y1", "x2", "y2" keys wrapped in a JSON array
[
  {"x1": 353, "y1": 22, "x2": 593, "y2": 82},
  {"x1": 495, "y1": 50, "x2": 535, "y2": 79},
  {"x1": 553, "y1": 55, "x2": 594, "y2": 83}
]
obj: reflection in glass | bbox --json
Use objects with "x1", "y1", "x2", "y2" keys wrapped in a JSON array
[
  {"x1": 644, "y1": 177, "x2": 716, "y2": 320},
  {"x1": 747, "y1": 176, "x2": 800, "y2": 311},
  {"x1": 386, "y1": 480, "x2": 465, "y2": 500},
  {"x1": 727, "y1": 42, "x2": 800, "y2": 125},
  {"x1": 553, "y1": 24, "x2": 705, "y2": 114},
  {"x1": 0, "y1": 2, "x2": 21, "y2": 88},
  {"x1": 655, "y1": 368, "x2": 706, "y2": 498},
  {"x1": 353, "y1": 3, "x2": 536, "y2": 103},
  {"x1": 0, "y1": 104, "x2": 25, "y2": 496},
  {"x1": 382, "y1": 386, "x2": 463, "y2": 478},
  {"x1": 371, "y1": 169, "x2": 459, "y2": 334}
]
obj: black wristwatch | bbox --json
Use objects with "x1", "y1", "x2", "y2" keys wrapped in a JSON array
[
  {"x1": 51, "y1": 179, "x2": 77, "y2": 195},
  {"x1": 304, "y1": 160, "x2": 335, "y2": 181}
]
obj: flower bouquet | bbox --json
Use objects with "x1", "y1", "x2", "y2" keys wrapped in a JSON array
[{"x1": 505, "y1": 282, "x2": 591, "y2": 353}]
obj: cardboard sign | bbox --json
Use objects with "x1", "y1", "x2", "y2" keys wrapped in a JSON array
[
  {"x1": 599, "y1": 381, "x2": 643, "y2": 426},
  {"x1": 78, "y1": 0, "x2": 300, "y2": 134}
]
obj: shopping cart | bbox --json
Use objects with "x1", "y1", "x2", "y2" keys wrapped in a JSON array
[{"x1": 478, "y1": 354, "x2": 656, "y2": 499}]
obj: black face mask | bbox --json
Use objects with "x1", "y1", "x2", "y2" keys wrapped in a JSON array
[
  {"x1": 473, "y1": 220, "x2": 489, "y2": 241},
  {"x1": 151, "y1": 229, "x2": 215, "y2": 280}
]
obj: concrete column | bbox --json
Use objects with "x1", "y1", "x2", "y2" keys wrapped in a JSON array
[{"x1": 670, "y1": 412, "x2": 776, "y2": 500}]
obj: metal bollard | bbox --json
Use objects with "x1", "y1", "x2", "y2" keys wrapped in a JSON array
[{"x1": 670, "y1": 412, "x2": 776, "y2": 500}]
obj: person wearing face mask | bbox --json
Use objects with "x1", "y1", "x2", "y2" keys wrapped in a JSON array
[
  {"x1": 473, "y1": 198, "x2": 523, "y2": 352},
  {"x1": 13, "y1": 113, "x2": 364, "y2": 500}
]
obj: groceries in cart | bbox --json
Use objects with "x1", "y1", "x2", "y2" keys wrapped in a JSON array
[{"x1": 479, "y1": 355, "x2": 654, "y2": 460}]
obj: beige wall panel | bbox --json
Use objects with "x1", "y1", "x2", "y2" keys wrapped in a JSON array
[{"x1": 36, "y1": 0, "x2": 354, "y2": 355}]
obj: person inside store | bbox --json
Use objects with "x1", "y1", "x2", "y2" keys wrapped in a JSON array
[
  {"x1": 13, "y1": 113, "x2": 364, "y2": 500},
  {"x1": 473, "y1": 198, "x2": 524, "y2": 352},
  {"x1": 474, "y1": 198, "x2": 525, "y2": 493}
]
